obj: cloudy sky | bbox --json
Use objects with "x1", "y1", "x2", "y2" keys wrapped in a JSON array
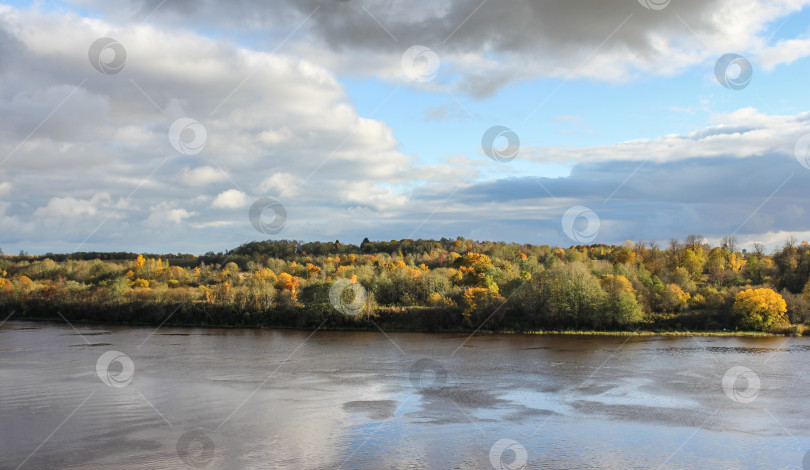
[{"x1": 2, "y1": 0, "x2": 810, "y2": 254}]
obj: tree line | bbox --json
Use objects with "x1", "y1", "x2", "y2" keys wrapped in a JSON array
[{"x1": 0, "y1": 235, "x2": 807, "y2": 333}]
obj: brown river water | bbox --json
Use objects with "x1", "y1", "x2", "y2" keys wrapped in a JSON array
[{"x1": 1, "y1": 321, "x2": 809, "y2": 469}]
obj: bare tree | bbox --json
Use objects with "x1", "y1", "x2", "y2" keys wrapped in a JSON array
[
  {"x1": 753, "y1": 242, "x2": 765, "y2": 256},
  {"x1": 685, "y1": 234, "x2": 704, "y2": 249},
  {"x1": 720, "y1": 235, "x2": 737, "y2": 253}
]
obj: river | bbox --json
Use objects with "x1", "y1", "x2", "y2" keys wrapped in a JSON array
[{"x1": 1, "y1": 321, "x2": 809, "y2": 469}]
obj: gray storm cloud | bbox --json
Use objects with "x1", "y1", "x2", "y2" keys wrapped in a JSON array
[{"x1": 70, "y1": 0, "x2": 810, "y2": 96}]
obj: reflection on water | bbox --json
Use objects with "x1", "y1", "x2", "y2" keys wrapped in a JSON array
[{"x1": 1, "y1": 321, "x2": 809, "y2": 469}]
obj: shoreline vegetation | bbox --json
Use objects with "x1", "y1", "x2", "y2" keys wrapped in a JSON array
[
  {"x1": 9, "y1": 316, "x2": 780, "y2": 337},
  {"x1": 1, "y1": 236, "x2": 809, "y2": 336}
]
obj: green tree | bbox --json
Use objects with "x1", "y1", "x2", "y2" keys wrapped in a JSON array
[
  {"x1": 543, "y1": 262, "x2": 607, "y2": 328},
  {"x1": 601, "y1": 274, "x2": 643, "y2": 326},
  {"x1": 681, "y1": 249, "x2": 706, "y2": 279}
]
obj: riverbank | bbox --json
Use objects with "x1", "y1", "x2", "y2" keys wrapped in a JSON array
[
  {"x1": 5, "y1": 314, "x2": 785, "y2": 337},
  {"x1": 4, "y1": 239, "x2": 809, "y2": 336}
]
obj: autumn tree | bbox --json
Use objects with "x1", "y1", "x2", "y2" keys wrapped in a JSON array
[
  {"x1": 543, "y1": 262, "x2": 607, "y2": 328},
  {"x1": 733, "y1": 288, "x2": 788, "y2": 331},
  {"x1": 658, "y1": 284, "x2": 690, "y2": 313},
  {"x1": 601, "y1": 274, "x2": 643, "y2": 326},
  {"x1": 275, "y1": 272, "x2": 300, "y2": 304},
  {"x1": 681, "y1": 248, "x2": 706, "y2": 280},
  {"x1": 456, "y1": 252, "x2": 499, "y2": 292},
  {"x1": 461, "y1": 287, "x2": 505, "y2": 327}
]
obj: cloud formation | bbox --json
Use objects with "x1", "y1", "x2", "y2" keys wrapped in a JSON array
[
  {"x1": 63, "y1": 0, "x2": 810, "y2": 96},
  {"x1": 527, "y1": 108, "x2": 810, "y2": 164},
  {"x1": 0, "y1": 5, "x2": 416, "y2": 252},
  {"x1": 1, "y1": 2, "x2": 809, "y2": 254}
]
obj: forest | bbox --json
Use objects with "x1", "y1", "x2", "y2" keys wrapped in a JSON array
[{"x1": 1, "y1": 235, "x2": 809, "y2": 334}]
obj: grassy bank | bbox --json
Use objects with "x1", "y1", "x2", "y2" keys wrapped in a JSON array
[{"x1": 3, "y1": 304, "x2": 789, "y2": 337}]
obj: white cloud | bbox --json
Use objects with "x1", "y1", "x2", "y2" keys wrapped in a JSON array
[
  {"x1": 211, "y1": 189, "x2": 250, "y2": 209},
  {"x1": 0, "y1": 5, "x2": 415, "y2": 251},
  {"x1": 344, "y1": 185, "x2": 409, "y2": 212},
  {"x1": 526, "y1": 108, "x2": 810, "y2": 164},
  {"x1": 179, "y1": 166, "x2": 228, "y2": 187},
  {"x1": 757, "y1": 37, "x2": 810, "y2": 70},
  {"x1": 187, "y1": 220, "x2": 237, "y2": 229},
  {"x1": 256, "y1": 173, "x2": 301, "y2": 198},
  {"x1": 33, "y1": 193, "x2": 113, "y2": 218},
  {"x1": 144, "y1": 202, "x2": 196, "y2": 227},
  {"x1": 2, "y1": 2, "x2": 810, "y2": 253}
]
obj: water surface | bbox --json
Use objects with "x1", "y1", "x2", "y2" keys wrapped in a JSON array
[{"x1": 1, "y1": 321, "x2": 809, "y2": 469}]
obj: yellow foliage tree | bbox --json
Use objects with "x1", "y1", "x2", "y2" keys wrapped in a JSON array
[
  {"x1": 305, "y1": 263, "x2": 321, "y2": 277},
  {"x1": 461, "y1": 253, "x2": 492, "y2": 270},
  {"x1": 198, "y1": 285, "x2": 214, "y2": 303},
  {"x1": 681, "y1": 249, "x2": 706, "y2": 279},
  {"x1": 660, "y1": 283, "x2": 690, "y2": 312},
  {"x1": 461, "y1": 287, "x2": 505, "y2": 327},
  {"x1": 600, "y1": 274, "x2": 634, "y2": 294},
  {"x1": 275, "y1": 273, "x2": 300, "y2": 300},
  {"x1": 614, "y1": 249, "x2": 636, "y2": 265},
  {"x1": 254, "y1": 268, "x2": 276, "y2": 284},
  {"x1": 427, "y1": 292, "x2": 455, "y2": 308},
  {"x1": 733, "y1": 288, "x2": 788, "y2": 331},
  {"x1": 728, "y1": 253, "x2": 745, "y2": 273}
]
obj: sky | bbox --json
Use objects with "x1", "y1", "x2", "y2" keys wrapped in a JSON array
[{"x1": 2, "y1": 0, "x2": 810, "y2": 254}]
